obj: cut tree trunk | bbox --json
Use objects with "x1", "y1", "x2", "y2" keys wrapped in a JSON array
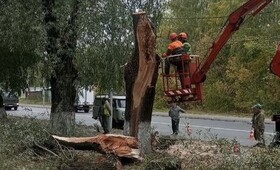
[
  {"x1": 52, "y1": 134, "x2": 141, "y2": 160},
  {"x1": 124, "y1": 12, "x2": 159, "y2": 155}
]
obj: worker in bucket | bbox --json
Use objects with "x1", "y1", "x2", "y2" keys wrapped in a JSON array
[
  {"x1": 162, "y1": 32, "x2": 185, "y2": 75},
  {"x1": 178, "y1": 32, "x2": 192, "y2": 54},
  {"x1": 251, "y1": 103, "x2": 265, "y2": 147},
  {"x1": 178, "y1": 32, "x2": 192, "y2": 80}
]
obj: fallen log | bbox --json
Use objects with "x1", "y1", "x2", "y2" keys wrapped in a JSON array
[{"x1": 52, "y1": 134, "x2": 142, "y2": 160}]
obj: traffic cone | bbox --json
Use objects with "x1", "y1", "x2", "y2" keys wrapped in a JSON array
[
  {"x1": 233, "y1": 143, "x2": 240, "y2": 153},
  {"x1": 186, "y1": 123, "x2": 192, "y2": 136},
  {"x1": 249, "y1": 128, "x2": 254, "y2": 141}
]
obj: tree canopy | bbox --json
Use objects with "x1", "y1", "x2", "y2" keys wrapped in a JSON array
[
  {"x1": 1, "y1": 0, "x2": 280, "y2": 114},
  {"x1": 75, "y1": 0, "x2": 166, "y2": 93},
  {"x1": 0, "y1": 0, "x2": 42, "y2": 92}
]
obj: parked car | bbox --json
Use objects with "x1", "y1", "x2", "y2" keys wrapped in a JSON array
[
  {"x1": 1, "y1": 91, "x2": 19, "y2": 110},
  {"x1": 92, "y1": 95, "x2": 125, "y2": 129}
]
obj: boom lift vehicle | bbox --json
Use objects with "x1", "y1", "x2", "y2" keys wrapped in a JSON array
[{"x1": 162, "y1": 0, "x2": 279, "y2": 103}]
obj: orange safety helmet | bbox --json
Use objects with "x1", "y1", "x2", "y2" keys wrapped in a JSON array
[
  {"x1": 179, "y1": 32, "x2": 188, "y2": 39},
  {"x1": 169, "y1": 32, "x2": 178, "y2": 41}
]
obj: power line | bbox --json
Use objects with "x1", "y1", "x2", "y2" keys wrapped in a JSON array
[
  {"x1": 157, "y1": 36, "x2": 280, "y2": 44},
  {"x1": 162, "y1": 16, "x2": 226, "y2": 20}
]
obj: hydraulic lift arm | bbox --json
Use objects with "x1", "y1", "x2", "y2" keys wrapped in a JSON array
[
  {"x1": 270, "y1": 43, "x2": 280, "y2": 78},
  {"x1": 192, "y1": 0, "x2": 272, "y2": 83}
]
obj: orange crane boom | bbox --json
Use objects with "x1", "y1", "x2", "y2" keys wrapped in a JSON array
[{"x1": 192, "y1": 0, "x2": 272, "y2": 83}]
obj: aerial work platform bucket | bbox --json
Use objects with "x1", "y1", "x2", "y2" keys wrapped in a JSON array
[{"x1": 161, "y1": 54, "x2": 203, "y2": 103}]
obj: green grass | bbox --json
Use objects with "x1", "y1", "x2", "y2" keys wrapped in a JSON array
[
  {"x1": 1, "y1": 115, "x2": 280, "y2": 169},
  {"x1": 19, "y1": 98, "x2": 51, "y2": 106}
]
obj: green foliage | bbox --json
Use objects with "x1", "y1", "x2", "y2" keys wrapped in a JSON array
[
  {"x1": 0, "y1": 117, "x2": 51, "y2": 169},
  {"x1": 75, "y1": 0, "x2": 133, "y2": 93},
  {"x1": 203, "y1": 81, "x2": 234, "y2": 112},
  {"x1": 154, "y1": 75, "x2": 169, "y2": 109},
  {"x1": 2, "y1": 0, "x2": 280, "y2": 114},
  {"x1": 76, "y1": 0, "x2": 167, "y2": 93},
  {"x1": 139, "y1": 153, "x2": 182, "y2": 170},
  {"x1": 0, "y1": 0, "x2": 42, "y2": 92},
  {"x1": 0, "y1": 116, "x2": 105, "y2": 169}
]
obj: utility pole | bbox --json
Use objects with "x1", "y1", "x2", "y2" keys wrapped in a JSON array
[
  {"x1": 108, "y1": 89, "x2": 113, "y2": 129},
  {"x1": 42, "y1": 79, "x2": 45, "y2": 107}
]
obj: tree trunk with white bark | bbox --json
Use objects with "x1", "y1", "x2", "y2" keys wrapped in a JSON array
[{"x1": 42, "y1": 0, "x2": 80, "y2": 135}]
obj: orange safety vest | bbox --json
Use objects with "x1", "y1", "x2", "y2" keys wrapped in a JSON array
[
  {"x1": 168, "y1": 40, "x2": 183, "y2": 51},
  {"x1": 164, "y1": 40, "x2": 184, "y2": 56}
]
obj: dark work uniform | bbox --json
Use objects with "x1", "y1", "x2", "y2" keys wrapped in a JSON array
[
  {"x1": 98, "y1": 103, "x2": 111, "y2": 134},
  {"x1": 252, "y1": 111, "x2": 265, "y2": 146},
  {"x1": 169, "y1": 105, "x2": 185, "y2": 135},
  {"x1": 164, "y1": 40, "x2": 185, "y2": 74}
]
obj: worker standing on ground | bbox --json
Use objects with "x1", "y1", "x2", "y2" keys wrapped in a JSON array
[
  {"x1": 162, "y1": 32, "x2": 185, "y2": 74},
  {"x1": 98, "y1": 98, "x2": 112, "y2": 134},
  {"x1": 251, "y1": 103, "x2": 265, "y2": 147},
  {"x1": 168, "y1": 102, "x2": 186, "y2": 135},
  {"x1": 178, "y1": 32, "x2": 192, "y2": 54}
]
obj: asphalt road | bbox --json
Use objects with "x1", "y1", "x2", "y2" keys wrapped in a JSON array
[{"x1": 6, "y1": 105, "x2": 276, "y2": 146}]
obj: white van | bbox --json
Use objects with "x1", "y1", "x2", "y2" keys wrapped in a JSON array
[{"x1": 92, "y1": 95, "x2": 125, "y2": 129}]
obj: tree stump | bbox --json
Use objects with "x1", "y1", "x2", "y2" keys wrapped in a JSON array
[{"x1": 124, "y1": 12, "x2": 160, "y2": 155}]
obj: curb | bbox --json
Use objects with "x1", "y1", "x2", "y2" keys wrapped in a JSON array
[
  {"x1": 153, "y1": 112, "x2": 274, "y2": 124},
  {"x1": 20, "y1": 104, "x2": 51, "y2": 109}
]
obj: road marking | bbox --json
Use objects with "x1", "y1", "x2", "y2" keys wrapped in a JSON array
[{"x1": 152, "y1": 121, "x2": 274, "y2": 135}]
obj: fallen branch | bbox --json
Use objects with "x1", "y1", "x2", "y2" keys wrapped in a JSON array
[
  {"x1": 52, "y1": 134, "x2": 142, "y2": 160},
  {"x1": 34, "y1": 142, "x2": 59, "y2": 157}
]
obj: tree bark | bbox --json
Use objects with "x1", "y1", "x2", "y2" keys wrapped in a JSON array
[
  {"x1": 42, "y1": 0, "x2": 80, "y2": 135},
  {"x1": 124, "y1": 12, "x2": 159, "y2": 155},
  {"x1": 0, "y1": 95, "x2": 7, "y2": 119}
]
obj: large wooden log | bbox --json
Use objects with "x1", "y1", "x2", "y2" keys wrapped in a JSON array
[
  {"x1": 124, "y1": 12, "x2": 159, "y2": 155},
  {"x1": 52, "y1": 134, "x2": 141, "y2": 160}
]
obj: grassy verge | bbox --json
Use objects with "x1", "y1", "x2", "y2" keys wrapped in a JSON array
[
  {"x1": 1, "y1": 115, "x2": 280, "y2": 169},
  {"x1": 19, "y1": 98, "x2": 51, "y2": 106}
]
